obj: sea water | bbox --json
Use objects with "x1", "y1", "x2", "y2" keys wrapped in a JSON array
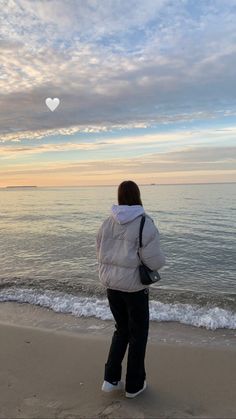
[{"x1": 0, "y1": 183, "x2": 235, "y2": 331}]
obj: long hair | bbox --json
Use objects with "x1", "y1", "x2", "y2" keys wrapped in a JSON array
[{"x1": 118, "y1": 180, "x2": 143, "y2": 206}]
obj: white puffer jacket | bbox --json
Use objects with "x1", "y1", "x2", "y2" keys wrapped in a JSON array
[{"x1": 96, "y1": 205, "x2": 166, "y2": 292}]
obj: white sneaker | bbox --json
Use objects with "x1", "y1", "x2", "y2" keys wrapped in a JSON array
[
  {"x1": 125, "y1": 381, "x2": 147, "y2": 398},
  {"x1": 101, "y1": 380, "x2": 124, "y2": 392}
]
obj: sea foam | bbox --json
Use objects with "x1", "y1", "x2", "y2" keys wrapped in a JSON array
[{"x1": 0, "y1": 287, "x2": 236, "y2": 331}]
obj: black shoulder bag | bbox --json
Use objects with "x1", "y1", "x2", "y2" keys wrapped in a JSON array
[{"x1": 138, "y1": 215, "x2": 161, "y2": 285}]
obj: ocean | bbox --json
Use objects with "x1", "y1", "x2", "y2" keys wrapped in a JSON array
[{"x1": 0, "y1": 183, "x2": 235, "y2": 331}]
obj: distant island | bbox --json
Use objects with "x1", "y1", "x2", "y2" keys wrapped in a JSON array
[{"x1": 6, "y1": 186, "x2": 37, "y2": 189}]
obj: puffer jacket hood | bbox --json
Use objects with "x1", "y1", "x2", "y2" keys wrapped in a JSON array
[{"x1": 111, "y1": 204, "x2": 144, "y2": 224}]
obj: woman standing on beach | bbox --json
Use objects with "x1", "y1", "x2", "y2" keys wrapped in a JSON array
[{"x1": 96, "y1": 180, "x2": 165, "y2": 398}]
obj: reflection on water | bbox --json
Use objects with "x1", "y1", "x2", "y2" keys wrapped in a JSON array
[{"x1": 0, "y1": 184, "x2": 235, "y2": 294}]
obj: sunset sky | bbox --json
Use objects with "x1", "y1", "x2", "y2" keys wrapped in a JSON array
[{"x1": 0, "y1": 0, "x2": 236, "y2": 187}]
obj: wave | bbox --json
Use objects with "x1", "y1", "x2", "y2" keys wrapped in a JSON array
[
  {"x1": 1, "y1": 277, "x2": 236, "y2": 312},
  {"x1": 0, "y1": 287, "x2": 236, "y2": 331}
]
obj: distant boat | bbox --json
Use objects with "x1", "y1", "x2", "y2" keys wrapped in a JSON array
[{"x1": 6, "y1": 186, "x2": 37, "y2": 189}]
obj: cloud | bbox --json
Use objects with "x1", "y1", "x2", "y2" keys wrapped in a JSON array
[
  {"x1": 1, "y1": 139, "x2": 236, "y2": 186},
  {"x1": 1, "y1": 0, "x2": 169, "y2": 44},
  {"x1": 0, "y1": 105, "x2": 233, "y2": 144},
  {"x1": 0, "y1": 0, "x2": 236, "y2": 142},
  {"x1": 1, "y1": 125, "x2": 236, "y2": 170},
  {"x1": 1, "y1": 143, "x2": 235, "y2": 173}
]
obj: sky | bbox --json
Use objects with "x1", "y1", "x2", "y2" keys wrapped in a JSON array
[{"x1": 0, "y1": 0, "x2": 236, "y2": 187}]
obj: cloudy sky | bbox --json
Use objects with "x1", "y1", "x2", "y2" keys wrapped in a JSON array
[{"x1": 0, "y1": 0, "x2": 236, "y2": 186}]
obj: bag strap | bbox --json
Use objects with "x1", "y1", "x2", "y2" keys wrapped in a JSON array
[
  {"x1": 139, "y1": 215, "x2": 146, "y2": 248},
  {"x1": 137, "y1": 215, "x2": 145, "y2": 264},
  {"x1": 137, "y1": 215, "x2": 145, "y2": 265}
]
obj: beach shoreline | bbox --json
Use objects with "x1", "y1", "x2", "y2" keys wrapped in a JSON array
[
  {"x1": 0, "y1": 301, "x2": 235, "y2": 349},
  {"x1": 0, "y1": 302, "x2": 236, "y2": 418}
]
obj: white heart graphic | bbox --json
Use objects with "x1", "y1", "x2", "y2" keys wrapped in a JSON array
[{"x1": 45, "y1": 97, "x2": 60, "y2": 112}]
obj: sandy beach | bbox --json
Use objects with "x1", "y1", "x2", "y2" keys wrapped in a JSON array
[{"x1": 0, "y1": 304, "x2": 236, "y2": 419}]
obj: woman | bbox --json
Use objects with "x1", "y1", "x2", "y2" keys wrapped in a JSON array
[{"x1": 96, "y1": 180, "x2": 165, "y2": 398}]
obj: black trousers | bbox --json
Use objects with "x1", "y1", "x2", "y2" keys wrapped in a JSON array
[{"x1": 104, "y1": 288, "x2": 149, "y2": 393}]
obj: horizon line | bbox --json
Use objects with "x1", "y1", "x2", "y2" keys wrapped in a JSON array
[{"x1": 0, "y1": 181, "x2": 235, "y2": 189}]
